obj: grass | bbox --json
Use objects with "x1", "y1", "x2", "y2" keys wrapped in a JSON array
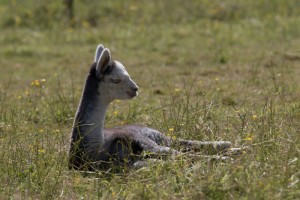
[{"x1": 0, "y1": 0, "x2": 300, "y2": 199}]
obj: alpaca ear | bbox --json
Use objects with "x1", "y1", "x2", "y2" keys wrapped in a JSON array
[
  {"x1": 94, "y1": 44, "x2": 104, "y2": 62},
  {"x1": 96, "y1": 48, "x2": 111, "y2": 79}
]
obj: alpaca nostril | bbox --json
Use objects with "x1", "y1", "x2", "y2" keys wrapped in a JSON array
[{"x1": 133, "y1": 86, "x2": 139, "y2": 92}]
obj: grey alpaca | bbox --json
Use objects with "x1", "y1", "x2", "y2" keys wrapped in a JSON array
[{"x1": 68, "y1": 44, "x2": 232, "y2": 171}]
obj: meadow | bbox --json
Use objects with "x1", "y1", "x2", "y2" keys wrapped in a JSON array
[{"x1": 0, "y1": 0, "x2": 299, "y2": 199}]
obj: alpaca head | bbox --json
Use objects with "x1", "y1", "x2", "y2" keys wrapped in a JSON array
[{"x1": 93, "y1": 44, "x2": 139, "y2": 103}]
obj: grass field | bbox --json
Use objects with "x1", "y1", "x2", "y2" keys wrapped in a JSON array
[{"x1": 0, "y1": 0, "x2": 300, "y2": 199}]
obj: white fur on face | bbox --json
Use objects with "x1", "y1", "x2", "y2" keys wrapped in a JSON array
[{"x1": 98, "y1": 61, "x2": 138, "y2": 102}]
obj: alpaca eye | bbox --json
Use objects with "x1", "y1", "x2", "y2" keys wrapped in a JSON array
[{"x1": 110, "y1": 78, "x2": 121, "y2": 84}]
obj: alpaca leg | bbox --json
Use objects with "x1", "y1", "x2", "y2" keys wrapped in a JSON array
[
  {"x1": 224, "y1": 146, "x2": 252, "y2": 156},
  {"x1": 139, "y1": 137, "x2": 180, "y2": 158},
  {"x1": 189, "y1": 154, "x2": 233, "y2": 161},
  {"x1": 177, "y1": 139, "x2": 232, "y2": 154},
  {"x1": 132, "y1": 153, "x2": 233, "y2": 169},
  {"x1": 143, "y1": 145, "x2": 180, "y2": 156}
]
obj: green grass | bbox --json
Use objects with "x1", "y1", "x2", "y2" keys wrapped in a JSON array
[{"x1": 0, "y1": 0, "x2": 300, "y2": 199}]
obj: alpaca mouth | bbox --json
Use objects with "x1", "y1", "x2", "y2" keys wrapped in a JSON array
[{"x1": 126, "y1": 90, "x2": 138, "y2": 98}]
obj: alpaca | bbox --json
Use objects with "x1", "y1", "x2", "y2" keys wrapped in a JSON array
[{"x1": 68, "y1": 44, "x2": 233, "y2": 171}]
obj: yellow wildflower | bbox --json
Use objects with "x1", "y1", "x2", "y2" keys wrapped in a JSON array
[
  {"x1": 15, "y1": 15, "x2": 21, "y2": 26},
  {"x1": 53, "y1": 129, "x2": 60, "y2": 133},
  {"x1": 243, "y1": 133, "x2": 253, "y2": 141},
  {"x1": 168, "y1": 127, "x2": 174, "y2": 132},
  {"x1": 81, "y1": 20, "x2": 90, "y2": 28},
  {"x1": 31, "y1": 79, "x2": 46, "y2": 87},
  {"x1": 31, "y1": 79, "x2": 40, "y2": 86},
  {"x1": 174, "y1": 88, "x2": 180, "y2": 93},
  {"x1": 112, "y1": 191, "x2": 116, "y2": 197},
  {"x1": 113, "y1": 111, "x2": 118, "y2": 116},
  {"x1": 252, "y1": 115, "x2": 257, "y2": 120},
  {"x1": 38, "y1": 149, "x2": 45, "y2": 153}
]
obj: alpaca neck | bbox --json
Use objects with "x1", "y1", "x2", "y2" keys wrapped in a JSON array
[
  {"x1": 71, "y1": 65, "x2": 110, "y2": 155},
  {"x1": 78, "y1": 99, "x2": 108, "y2": 149}
]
